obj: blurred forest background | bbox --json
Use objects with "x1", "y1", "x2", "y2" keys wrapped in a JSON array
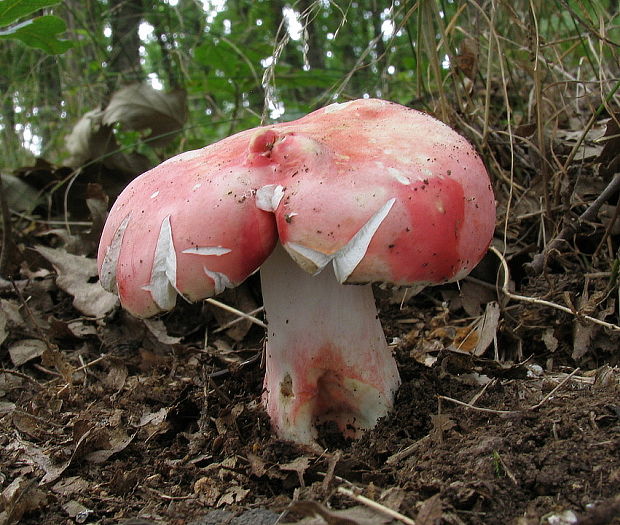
[{"x1": 2, "y1": 0, "x2": 616, "y2": 176}]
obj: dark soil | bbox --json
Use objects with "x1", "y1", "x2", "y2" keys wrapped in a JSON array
[{"x1": 1, "y1": 286, "x2": 618, "y2": 525}]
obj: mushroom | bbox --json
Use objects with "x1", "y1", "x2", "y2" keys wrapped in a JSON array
[{"x1": 98, "y1": 99, "x2": 495, "y2": 446}]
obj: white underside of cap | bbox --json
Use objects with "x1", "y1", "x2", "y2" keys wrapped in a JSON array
[
  {"x1": 100, "y1": 213, "x2": 131, "y2": 293},
  {"x1": 285, "y1": 197, "x2": 396, "y2": 283},
  {"x1": 142, "y1": 215, "x2": 179, "y2": 310}
]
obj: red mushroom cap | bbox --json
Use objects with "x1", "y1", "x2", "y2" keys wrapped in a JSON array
[{"x1": 98, "y1": 99, "x2": 495, "y2": 317}]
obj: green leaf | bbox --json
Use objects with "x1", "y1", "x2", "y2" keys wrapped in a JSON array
[
  {"x1": 0, "y1": 0, "x2": 60, "y2": 26},
  {"x1": 0, "y1": 14, "x2": 73, "y2": 54}
]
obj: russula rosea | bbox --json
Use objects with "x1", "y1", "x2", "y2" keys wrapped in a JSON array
[{"x1": 98, "y1": 99, "x2": 495, "y2": 445}]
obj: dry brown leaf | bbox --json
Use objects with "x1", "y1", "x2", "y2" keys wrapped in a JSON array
[
  {"x1": 143, "y1": 319, "x2": 182, "y2": 345},
  {"x1": 0, "y1": 476, "x2": 47, "y2": 525},
  {"x1": 102, "y1": 84, "x2": 187, "y2": 148},
  {"x1": 217, "y1": 485, "x2": 250, "y2": 506},
  {"x1": 8, "y1": 338, "x2": 47, "y2": 366},
  {"x1": 61, "y1": 499, "x2": 92, "y2": 521},
  {"x1": 416, "y1": 493, "x2": 443, "y2": 525},
  {"x1": 0, "y1": 173, "x2": 41, "y2": 213},
  {"x1": 64, "y1": 108, "x2": 151, "y2": 175},
  {"x1": 35, "y1": 246, "x2": 118, "y2": 317},
  {"x1": 429, "y1": 414, "x2": 456, "y2": 444},
  {"x1": 473, "y1": 302, "x2": 500, "y2": 357},
  {"x1": 103, "y1": 362, "x2": 128, "y2": 391},
  {"x1": 83, "y1": 429, "x2": 135, "y2": 464},
  {"x1": 51, "y1": 476, "x2": 90, "y2": 497},
  {"x1": 279, "y1": 456, "x2": 312, "y2": 487},
  {"x1": 597, "y1": 114, "x2": 620, "y2": 177},
  {"x1": 194, "y1": 476, "x2": 221, "y2": 506}
]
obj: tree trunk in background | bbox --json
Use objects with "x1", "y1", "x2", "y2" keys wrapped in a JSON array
[{"x1": 108, "y1": 0, "x2": 144, "y2": 90}]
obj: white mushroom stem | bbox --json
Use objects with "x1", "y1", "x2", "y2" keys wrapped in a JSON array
[{"x1": 260, "y1": 244, "x2": 401, "y2": 445}]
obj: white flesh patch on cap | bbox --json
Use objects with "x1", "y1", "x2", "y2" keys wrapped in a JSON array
[
  {"x1": 150, "y1": 191, "x2": 160, "y2": 199},
  {"x1": 324, "y1": 101, "x2": 353, "y2": 113},
  {"x1": 142, "y1": 215, "x2": 179, "y2": 310},
  {"x1": 182, "y1": 246, "x2": 231, "y2": 256},
  {"x1": 161, "y1": 148, "x2": 204, "y2": 165},
  {"x1": 204, "y1": 268, "x2": 233, "y2": 295},
  {"x1": 388, "y1": 167, "x2": 410, "y2": 185},
  {"x1": 256, "y1": 184, "x2": 285, "y2": 212},
  {"x1": 285, "y1": 242, "x2": 333, "y2": 274},
  {"x1": 100, "y1": 213, "x2": 131, "y2": 293},
  {"x1": 332, "y1": 198, "x2": 396, "y2": 283}
]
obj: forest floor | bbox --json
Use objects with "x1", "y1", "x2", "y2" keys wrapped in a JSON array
[
  {"x1": 1, "y1": 264, "x2": 619, "y2": 525},
  {"x1": 1, "y1": 114, "x2": 620, "y2": 525}
]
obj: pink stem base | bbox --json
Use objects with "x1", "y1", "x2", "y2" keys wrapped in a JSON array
[{"x1": 260, "y1": 244, "x2": 401, "y2": 445}]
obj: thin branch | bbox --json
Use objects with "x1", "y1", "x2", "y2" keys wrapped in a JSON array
[
  {"x1": 0, "y1": 368, "x2": 43, "y2": 389},
  {"x1": 493, "y1": 247, "x2": 620, "y2": 332},
  {"x1": 437, "y1": 395, "x2": 516, "y2": 415},
  {"x1": 530, "y1": 367, "x2": 581, "y2": 410},
  {"x1": 526, "y1": 173, "x2": 620, "y2": 275},
  {"x1": 337, "y1": 486, "x2": 416, "y2": 525},
  {"x1": 205, "y1": 298, "x2": 267, "y2": 329}
]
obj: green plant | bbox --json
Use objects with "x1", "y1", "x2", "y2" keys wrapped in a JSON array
[{"x1": 0, "y1": 0, "x2": 74, "y2": 54}]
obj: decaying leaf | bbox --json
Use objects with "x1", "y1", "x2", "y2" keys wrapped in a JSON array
[
  {"x1": 35, "y1": 246, "x2": 118, "y2": 317},
  {"x1": 217, "y1": 485, "x2": 250, "y2": 506},
  {"x1": 64, "y1": 108, "x2": 151, "y2": 175},
  {"x1": 0, "y1": 173, "x2": 41, "y2": 213},
  {"x1": 8, "y1": 338, "x2": 47, "y2": 366},
  {"x1": 473, "y1": 302, "x2": 500, "y2": 357},
  {"x1": 279, "y1": 456, "x2": 313, "y2": 487},
  {"x1": 143, "y1": 318, "x2": 182, "y2": 345},
  {"x1": 597, "y1": 114, "x2": 620, "y2": 178},
  {"x1": 102, "y1": 84, "x2": 187, "y2": 148},
  {"x1": 429, "y1": 414, "x2": 456, "y2": 444},
  {"x1": 416, "y1": 493, "x2": 443, "y2": 525},
  {"x1": 0, "y1": 299, "x2": 25, "y2": 346},
  {"x1": 0, "y1": 476, "x2": 47, "y2": 525}
]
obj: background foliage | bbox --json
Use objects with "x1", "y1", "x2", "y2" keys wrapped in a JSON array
[{"x1": 2, "y1": 0, "x2": 617, "y2": 168}]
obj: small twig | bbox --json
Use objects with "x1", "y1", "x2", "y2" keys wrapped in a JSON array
[
  {"x1": 337, "y1": 486, "x2": 416, "y2": 525},
  {"x1": 205, "y1": 298, "x2": 267, "y2": 328},
  {"x1": 143, "y1": 486, "x2": 194, "y2": 501},
  {"x1": 73, "y1": 354, "x2": 109, "y2": 373},
  {"x1": 205, "y1": 350, "x2": 262, "y2": 378},
  {"x1": 386, "y1": 435, "x2": 430, "y2": 465},
  {"x1": 530, "y1": 367, "x2": 581, "y2": 410},
  {"x1": 32, "y1": 364, "x2": 62, "y2": 378},
  {"x1": 437, "y1": 395, "x2": 516, "y2": 415},
  {"x1": 0, "y1": 368, "x2": 43, "y2": 389},
  {"x1": 213, "y1": 306, "x2": 265, "y2": 333},
  {"x1": 492, "y1": 246, "x2": 620, "y2": 332},
  {"x1": 493, "y1": 450, "x2": 519, "y2": 486},
  {"x1": 526, "y1": 173, "x2": 620, "y2": 275}
]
